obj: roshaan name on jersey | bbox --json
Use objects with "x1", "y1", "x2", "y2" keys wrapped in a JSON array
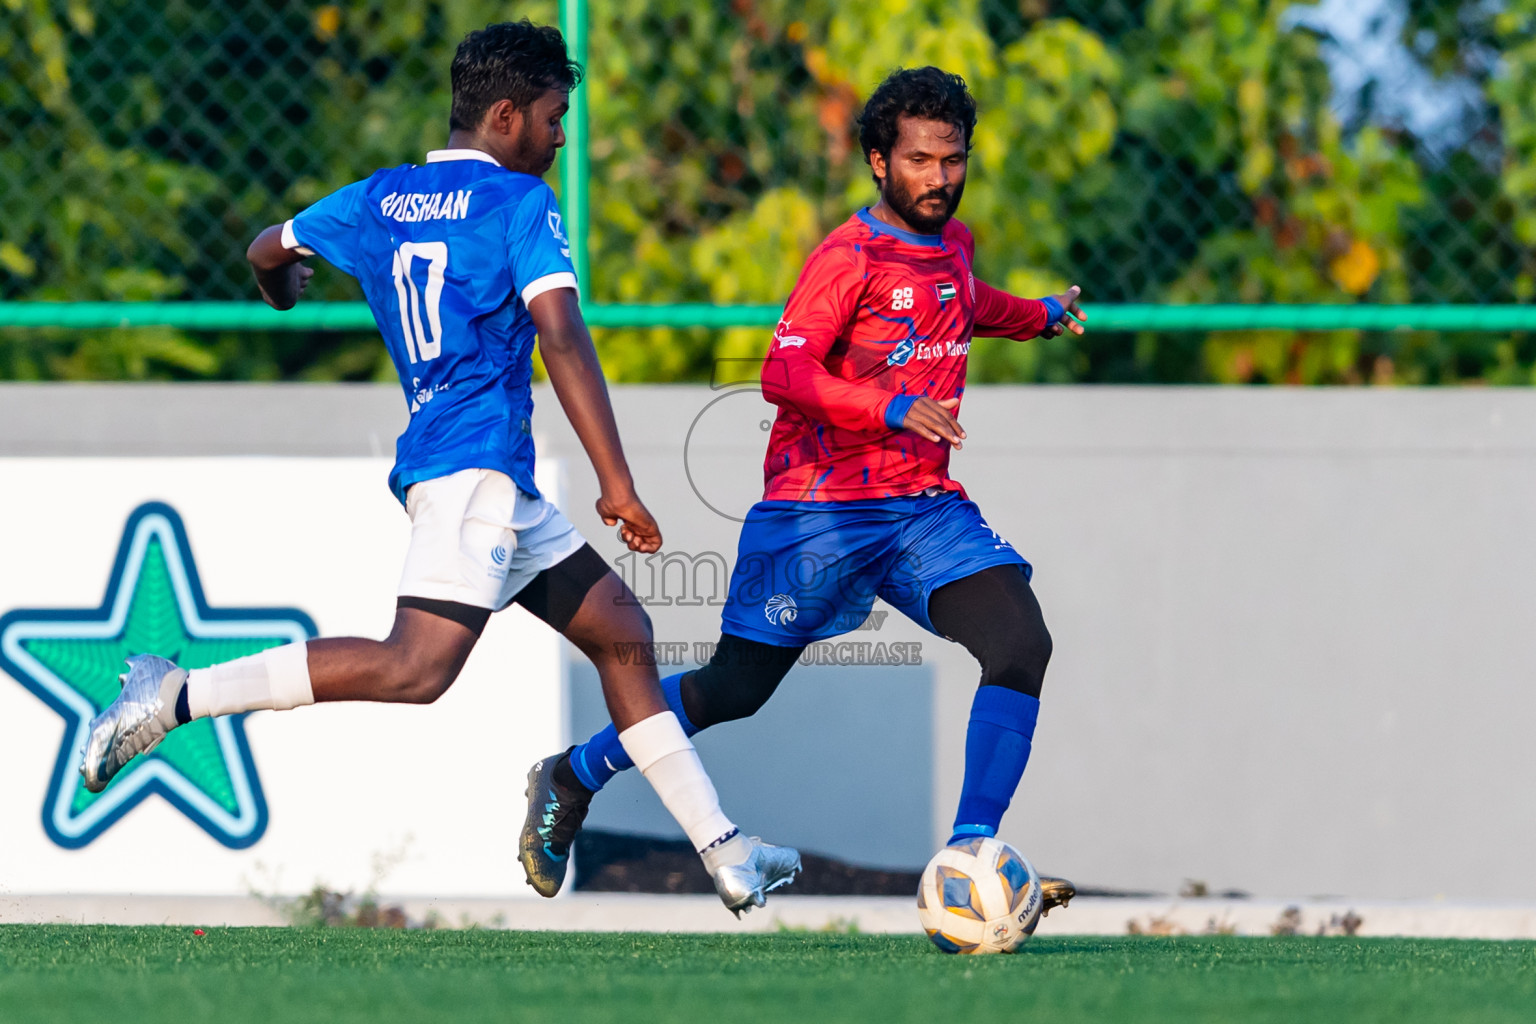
[{"x1": 380, "y1": 190, "x2": 473, "y2": 223}]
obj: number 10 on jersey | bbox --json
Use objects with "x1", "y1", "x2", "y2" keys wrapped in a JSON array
[{"x1": 391, "y1": 241, "x2": 447, "y2": 362}]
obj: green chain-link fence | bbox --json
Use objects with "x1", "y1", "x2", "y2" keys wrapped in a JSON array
[{"x1": 2, "y1": 0, "x2": 1535, "y2": 383}]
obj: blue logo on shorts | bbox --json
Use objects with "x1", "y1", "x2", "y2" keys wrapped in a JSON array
[
  {"x1": 491, "y1": 545, "x2": 508, "y2": 566},
  {"x1": 764, "y1": 594, "x2": 798, "y2": 626}
]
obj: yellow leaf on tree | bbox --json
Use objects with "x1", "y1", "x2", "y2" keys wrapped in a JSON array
[
  {"x1": 1330, "y1": 239, "x2": 1380, "y2": 296},
  {"x1": 314, "y1": 5, "x2": 341, "y2": 41},
  {"x1": 0, "y1": 241, "x2": 36, "y2": 278}
]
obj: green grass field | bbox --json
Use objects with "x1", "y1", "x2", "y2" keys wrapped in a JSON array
[{"x1": 2, "y1": 927, "x2": 1533, "y2": 1024}]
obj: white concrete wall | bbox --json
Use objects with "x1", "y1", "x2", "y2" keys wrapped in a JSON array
[
  {"x1": 4, "y1": 383, "x2": 1534, "y2": 898},
  {"x1": 540, "y1": 386, "x2": 1536, "y2": 900}
]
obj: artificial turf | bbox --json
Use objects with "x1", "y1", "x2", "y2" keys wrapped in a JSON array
[{"x1": 1, "y1": 927, "x2": 1532, "y2": 1024}]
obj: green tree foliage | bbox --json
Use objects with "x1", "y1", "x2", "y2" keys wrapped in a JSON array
[
  {"x1": 0, "y1": 0, "x2": 1531, "y2": 383},
  {"x1": 0, "y1": 0, "x2": 553, "y2": 380}
]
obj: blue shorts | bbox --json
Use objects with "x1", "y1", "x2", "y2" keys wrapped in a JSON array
[{"x1": 719, "y1": 491, "x2": 1030, "y2": 645}]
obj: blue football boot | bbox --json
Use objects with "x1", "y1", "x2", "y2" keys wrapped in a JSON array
[{"x1": 519, "y1": 749, "x2": 592, "y2": 897}]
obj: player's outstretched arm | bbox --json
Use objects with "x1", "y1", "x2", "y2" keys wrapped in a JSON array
[
  {"x1": 530, "y1": 287, "x2": 662, "y2": 554},
  {"x1": 246, "y1": 224, "x2": 314, "y2": 311},
  {"x1": 972, "y1": 281, "x2": 1086, "y2": 340}
]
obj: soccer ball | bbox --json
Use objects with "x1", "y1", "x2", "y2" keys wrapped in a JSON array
[{"x1": 917, "y1": 837, "x2": 1043, "y2": 954}]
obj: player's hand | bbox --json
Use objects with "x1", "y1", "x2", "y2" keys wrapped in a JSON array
[
  {"x1": 902, "y1": 397, "x2": 965, "y2": 449},
  {"x1": 1037, "y1": 285, "x2": 1085, "y2": 338},
  {"x1": 597, "y1": 491, "x2": 663, "y2": 553},
  {"x1": 256, "y1": 262, "x2": 314, "y2": 310}
]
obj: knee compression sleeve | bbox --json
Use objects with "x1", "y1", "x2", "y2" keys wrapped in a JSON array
[
  {"x1": 928, "y1": 565, "x2": 1052, "y2": 698},
  {"x1": 679, "y1": 633, "x2": 803, "y2": 728}
]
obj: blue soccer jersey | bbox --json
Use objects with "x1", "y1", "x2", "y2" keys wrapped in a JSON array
[{"x1": 283, "y1": 149, "x2": 577, "y2": 504}]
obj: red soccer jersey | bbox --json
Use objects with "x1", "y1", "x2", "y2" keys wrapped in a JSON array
[{"x1": 760, "y1": 208, "x2": 1053, "y2": 501}]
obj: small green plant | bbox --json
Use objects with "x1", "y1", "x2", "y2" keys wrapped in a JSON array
[{"x1": 245, "y1": 838, "x2": 429, "y2": 929}]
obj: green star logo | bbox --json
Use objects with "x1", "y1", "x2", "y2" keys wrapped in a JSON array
[{"x1": 0, "y1": 502, "x2": 316, "y2": 849}]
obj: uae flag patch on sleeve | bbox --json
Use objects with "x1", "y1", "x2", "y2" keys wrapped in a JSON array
[{"x1": 936, "y1": 282, "x2": 957, "y2": 303}]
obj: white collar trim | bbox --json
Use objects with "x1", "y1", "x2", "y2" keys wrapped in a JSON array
[{"x1": 425, "y1": 148, "x2": 501, "y2": 166}]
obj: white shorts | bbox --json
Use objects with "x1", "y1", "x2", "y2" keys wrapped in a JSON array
[{"x1": 398, "y1": 468, "x2": 586, "y2": 611}]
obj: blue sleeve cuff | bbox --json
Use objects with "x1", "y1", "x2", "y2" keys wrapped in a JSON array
[
  {"x1": 884, "y1": 393, "x2": 920, "y2": 430},
  {"x1": 1040, "y1": 296, "x2": 1064, "y2": 324}
]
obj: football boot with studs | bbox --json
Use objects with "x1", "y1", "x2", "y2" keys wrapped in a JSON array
[
  {"x1": 80, "y1": 654, "x2": 187, "y2": 793},
  {"x1": 1039, "y1": 874, "x2": 1076, "y2": 916},
  {"x1": 519, "y1": 750, "x2": 593, "y2": 897},
  {"x1": 710, "y1": 836, "x2": 802, "y2": 918}
]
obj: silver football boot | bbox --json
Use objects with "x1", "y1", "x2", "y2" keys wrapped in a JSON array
[
  {"x1": 80, "y1": 654, "x2": 187, "y2": 793},
  {"x1": 710, "y1": 837, "x2": 802, "y2": 917}
]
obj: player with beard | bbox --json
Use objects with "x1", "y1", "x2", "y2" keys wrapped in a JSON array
[{"x1": 520, "y1": 67, "x2": 1084, "y2": 907}]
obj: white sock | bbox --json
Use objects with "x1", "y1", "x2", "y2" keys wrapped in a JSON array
[
  {"x1": 619, "y1": 712, "x2": 750, "y2": 869},
  {"x1": 185, "y1": 642, "x2": 314, "y2": 719}
]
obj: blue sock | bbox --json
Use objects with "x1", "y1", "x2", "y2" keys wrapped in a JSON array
[
  {"x1": 569, "y1": 672, "x2": 698, "y2": 793},
  {"x1": 950, "y1": 686, "x2": 1040, "y2": 845}
]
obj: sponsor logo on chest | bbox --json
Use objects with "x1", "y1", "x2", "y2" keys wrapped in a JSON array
[
  {"x1": 876, "y1": 275, "x2": 970, "y2": 365},
  {"x1": 912, "y1": 339, "x2": 972, "y2": 360}
]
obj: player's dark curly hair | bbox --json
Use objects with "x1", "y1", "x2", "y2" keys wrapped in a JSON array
[
  {"x1": 450, "y1": 20, "x2": 584, "y2": 131},
  {"x1": 857, "y1": 67, "x2": 977, "y2": 185}
]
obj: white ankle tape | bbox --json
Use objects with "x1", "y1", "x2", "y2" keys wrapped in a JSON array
[
  {"x1": 186, "y1": 642, "x2": 313, "y2": 719},
  {"x1": 620, "y1": 715, "x2": 737, "y2": 854},
  {"x1": 267, "y1": 641, "x2": 314, "y2": 710},
  {"x1": 617, "y1": 711, "x2": 693, "y2": 773}
]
